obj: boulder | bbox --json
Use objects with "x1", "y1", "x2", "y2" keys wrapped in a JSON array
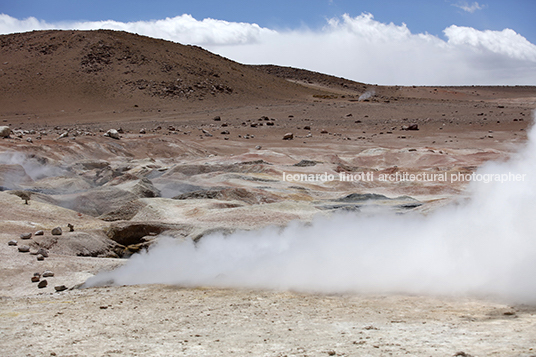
[
  {"x1": 104, "y1": 129, "x2": 120, "y2": 139},
  {"x1": 18, "y1": 245, "x2": 30, "y2": 252},
  {"x1": 32, "y1": 231, "x2": 117, "y2": 257},
  {"x1": 0, "y1": 126, "x2": 11, "y2": 138}
]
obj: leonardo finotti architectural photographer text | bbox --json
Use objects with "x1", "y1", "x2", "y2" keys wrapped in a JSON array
[{"x1": 282, "y1": 172, "x2": 527, "y2": 184}]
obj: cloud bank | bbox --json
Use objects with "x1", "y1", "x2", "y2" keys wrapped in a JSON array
[{"x1": 1, "y1": 12, "x2": 535, "y2": 85}]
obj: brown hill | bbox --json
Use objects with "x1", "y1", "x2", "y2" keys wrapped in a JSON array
[
  {"x1": 253, "y1": 64, "x2": 368, "y2": 92},
  {"x1": 0, "y1": 30, "x2": 336, "y2": 117}
]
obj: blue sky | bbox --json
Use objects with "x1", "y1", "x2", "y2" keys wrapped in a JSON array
[
  {"x1": 1, "y1": 1, "x2": 535, "y2": 85},
  {"x1": 3, "y1": 0, "x2": 534, "y2": 41}
]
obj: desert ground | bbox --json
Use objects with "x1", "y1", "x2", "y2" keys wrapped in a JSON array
[{"x1": 1, "y1": 30, "x2": 536, "y2": 356}]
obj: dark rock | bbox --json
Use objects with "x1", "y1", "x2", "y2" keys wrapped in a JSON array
[
  {"x1": 8, "y1": 240, "x2": 17, "y2": 246},
  {"x1": 213, "y1": 116, "x2": 221, "y2": 121},
  {"x1": 42, "y1": 271, "x2": 54, "y2": 277},
  {"x1": 20, "y1": 232, "x2": 32, "y2": 240},
  {"x1": 34, "y1": 230, "x2": 44, "y2": 236},
  {"x1": 37, "y1": 248, "x2": 48, "y2": 257},
  {"x1": 51, "y1": 227, "x2": 62, "y2": 235},
  {"x1": 38, "y1": 279, "x2": 48, "y2": 288},
  {"x1": 293, "y1": 160, "x2": 318, "y2": 167},
  {"x1": 282, "y1": 132, "x2": 294, "y2": 140},
  {"x1": 106, "y1": 222, "x2": 189, "y2": 246},
  {"x1": 36, "y1": 254, "x2": 44, "y2": 261},
  {"x1": 31, "y1": 276, "x2": 40, "y2": 283},
  {"x1": 54, "y1": 285, "x2": 68, "y2": 292},
  {"x1": 68, "y1": 223, "x2": 74, "y2": 232},
  {"x1": 402, "y1": 124, "x2": 419, "y2": 131}
]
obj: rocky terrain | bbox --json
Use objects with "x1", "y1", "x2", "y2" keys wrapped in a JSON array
[{"x1": 1, "y1": 29, "x2": 536, "y2": 356}]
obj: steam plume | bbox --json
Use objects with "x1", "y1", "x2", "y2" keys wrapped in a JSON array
[{"x1": 86, "y1": 113, "x2": 536, "y2": 303}]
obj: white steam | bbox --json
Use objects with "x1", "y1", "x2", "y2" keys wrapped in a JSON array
[
  {"x1": 358, "y1": 90, "x2": 376, "y2": 101},
  {"x1": 0, "y1": 152, "x2": 66, "y2": 182},
  {"x1": 86, "y1": 114, "x2": 536, "y2": 304}
]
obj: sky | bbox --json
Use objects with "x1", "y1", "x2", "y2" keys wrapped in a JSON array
[{"x1": 1, "y1": 0, "x2": 535, "y2": 85}]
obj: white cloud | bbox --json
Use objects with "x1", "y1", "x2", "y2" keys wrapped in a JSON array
[
  {"x1": 1, "y1": 12, "x2": 535, "y2": 85},
  {"x1": 0, "y1": 13, "x2": 274, "y2": 46},
  {"x1": 453, "y1": 1, "x2": 487, "y2": 13}
]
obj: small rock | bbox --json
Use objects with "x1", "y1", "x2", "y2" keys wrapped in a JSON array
[
  {"x1": 31, "y1": 276, "x2": 40, "y2": 283},
  {"x1": 139, "y1": 128, "x2": 146, "y2": 134},
  {"x1": 213, "y1": 116, "x2": 221, "y2": 121},
  {"x1": 42, "y1": 270, "x2": 54, "y2": 277},
  {"x1": 255, "y1": 145, "x2": 262, "y2": 150},
  {"x1": 220, "y1": 130, "x2": 230, "y2": 135},
  {"x1": 320, "y1": 129, "x2": 328, "y2": 134},
  {"x1": 282, "y1": 133, "x2": 294, "y2": 140},
  {"x1": 37, "y1": 248, "x2": 48, "y2": 257},
  {"x1": 57, "y1": 132, "x2": 68, "y2": 140},
  {"x1": 20, "y1": 232, "x2": 32, "y2": 240},
  {"x1": 8, "y1": 240, "x2": 17, "y2": 246},
  {"x1": 26, "y1": 137, "x2": 33, "y2": 143},
  {"x1": 18, "y1": 245, "x2": 30, "y2": 253},
  {"x1": 68, "y1": 223, "x2": 74, "y2": 232},
  {"x1": 55, "y1": 285, "x2": 68, "y2": 292},
  {"x1": 38, "y1": 279, "x2": 48, "y2": 288},
  {"x1": 37, "y1": 254, "x2": 44, "y2": 261},
  {"x1": 104, "y1": 129, "x2": 120, "y2": 139},
  {"x1": 201, "y1": 129, "x2": 213, "y2": 137},
  {"x1": 51, "y1": 227, "x2": 62, "y2": 236},
  {"x1": 34, "y1": 230, "x2": 44, "y2": 236}
]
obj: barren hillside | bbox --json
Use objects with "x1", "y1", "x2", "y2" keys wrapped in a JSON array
[{"x1": 0, "y1": 30, "x2": 335, "y2": 116}]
